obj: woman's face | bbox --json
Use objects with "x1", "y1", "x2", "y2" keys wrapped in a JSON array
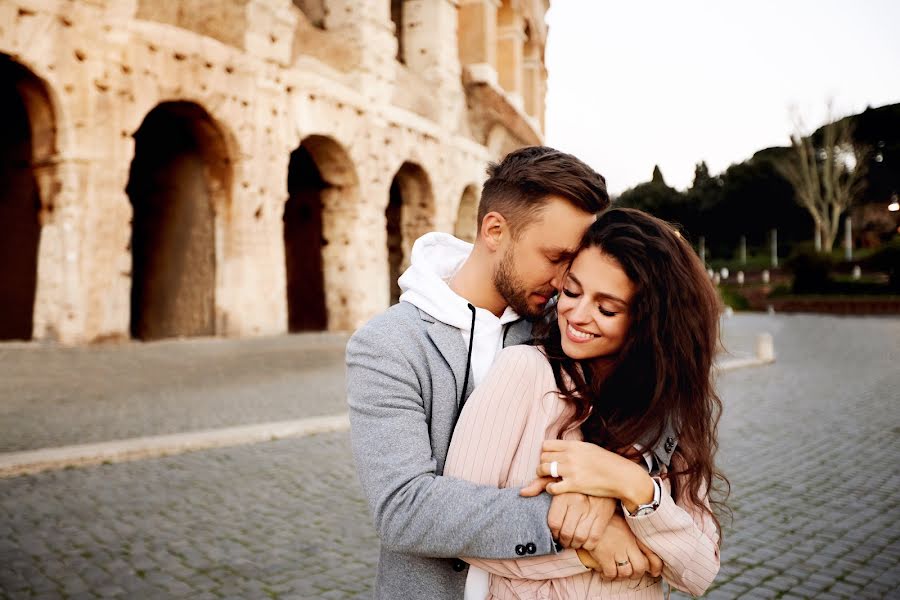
[{"x1": 556, "y1": 246, "x2": 635, "y2": 362}]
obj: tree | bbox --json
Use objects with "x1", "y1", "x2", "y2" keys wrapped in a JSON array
[{"x1": 777, "y1": 106, "x2": 869, "y2": 252}]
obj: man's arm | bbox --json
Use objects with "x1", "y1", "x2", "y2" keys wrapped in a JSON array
[{"x1": 346, "y1": 319, "x2": 558, "y2": 559}]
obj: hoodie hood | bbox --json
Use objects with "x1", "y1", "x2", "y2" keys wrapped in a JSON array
[{"x1": 398, "y1": 232, "x2": 520, "y2": 330}]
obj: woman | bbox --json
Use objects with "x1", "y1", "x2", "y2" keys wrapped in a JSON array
[{"x1": 444, "y1": 208, "x2": 727, "y2": 599}]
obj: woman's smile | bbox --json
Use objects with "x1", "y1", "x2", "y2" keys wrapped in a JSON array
[{"x1": 565, "y1": 322, "x2": 598, "y2": 343}]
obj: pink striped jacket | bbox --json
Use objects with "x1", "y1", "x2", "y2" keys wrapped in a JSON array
[{"x1": 443, "y1": 345, "x2": 720, "y2": 599}]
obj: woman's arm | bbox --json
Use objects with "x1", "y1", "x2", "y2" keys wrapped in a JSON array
[
  {"x1": 443, "y1": 346, "x2": 590, "y2": 580},
  {"x1": 532, "y1": 440, "x2": 720, "y2": 595},
  {"x1": 623, "y1": 457, "x2": 720, "y2": 597}
]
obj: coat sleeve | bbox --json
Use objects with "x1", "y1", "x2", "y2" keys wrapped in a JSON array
[
  {"x1": 624, "y1": 454, "x2": 721, "y2": 596},
  {"x1": 346, "y1": 319, "x2": 560, "y2": 559},
  {"x1": 443, "y1": 346, "x2": 590, "y2": 579}
]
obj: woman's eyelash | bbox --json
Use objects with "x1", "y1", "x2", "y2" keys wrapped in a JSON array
[{"x1": 565, "y1": 288, "x2": 619, "y2": 317}]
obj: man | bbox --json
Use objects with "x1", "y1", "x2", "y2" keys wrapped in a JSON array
[{"x1": 347, "y1": 147, "x2": 671, "y2": 599}]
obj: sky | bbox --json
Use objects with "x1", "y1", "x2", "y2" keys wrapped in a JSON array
[{"x1": 544, "y1": 0, "x2": 900, "y2": 195}]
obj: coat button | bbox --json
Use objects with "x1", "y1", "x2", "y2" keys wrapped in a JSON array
[
  {"x1": 664, "y1": 437, "x2": 675, "y2": 452},
  {"x1": 452, "y1": 559, "x2": 466, "y2": 572},
  {"x1": 525, "y1": 542, "x2": 537, "y2": 554},
  {"x1": 515, "y1": 544, "x2": 526, "y2": 556}
]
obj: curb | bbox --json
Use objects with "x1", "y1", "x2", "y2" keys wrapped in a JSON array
[
  {"x1": 0, "y1": 333, "x2": 776, "y2": 479},
  {"x1": 0, "y1": 413, "x2": 350, "y2": 479}
]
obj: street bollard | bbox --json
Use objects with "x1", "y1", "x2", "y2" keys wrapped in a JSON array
[
  {"x1": 720, "y1": 267, "x2": 729, "y2": 280},
  {"x1": 756, "y1": 333, "x2": 775, "y2": 362},
  {"x1": 736, "y1": 271, "x2": 744, "y2": 285},
  {"x1": 762, "y1": 269, "x2": 770, "y2": 284},
  {"x1": 852, "y1": 265, "x2": 861, "y2": 280}
]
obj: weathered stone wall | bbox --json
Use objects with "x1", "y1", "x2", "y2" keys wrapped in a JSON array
[{"x1": 0, "y1": 0, "x2": 548, "y2": 343}]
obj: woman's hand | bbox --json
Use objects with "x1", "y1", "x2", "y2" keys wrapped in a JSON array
[
  {"x1": 521, "y1": 439, "x2": 655, "y2": 510},
  {"x1": 582, "y1": 515, "x2": 664, "y2": 580}
]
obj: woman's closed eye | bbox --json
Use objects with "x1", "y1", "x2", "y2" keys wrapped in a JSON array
[
  {"x1": 562, "y1": 288, "x2": 580, "y2": 298},
  {"x1": 598, "y1": 306, "x2": 618, "y2": 318}
]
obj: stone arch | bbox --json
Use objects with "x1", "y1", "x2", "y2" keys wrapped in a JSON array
[
  {"x1": 455, "y1": 184, "x2": 480, "y2": 244},
  {"x1": 0, "y1": 55, "x2": 57, "y2": 340},
  {"x1": 386, "y1": 161, "x2": 435, "y2": 304},
  {"x1": 125, "y1": 101, "x2": 232, "y2": 341},
  {"x1": 284, "y1": 134, "x2": 359, "y2": 332}
]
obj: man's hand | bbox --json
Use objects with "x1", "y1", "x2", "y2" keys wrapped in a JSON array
[
  {"x1": 545, "y1": 493, "x2": 616, "y2": 549},
  {"x1": 584, "y1": 515, "x2": 663, "y2": 580}
]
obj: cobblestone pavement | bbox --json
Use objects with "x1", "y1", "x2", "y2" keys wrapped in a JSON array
[
  {"x1": 0, "y1": 320, "x2": 756, "y2": 454},
  {"x1": 0, "y1": 333, "x2": 349, "y2": 452},
  {"x1": 1, "y1": 315, "x2": 899, "y2": 599}
]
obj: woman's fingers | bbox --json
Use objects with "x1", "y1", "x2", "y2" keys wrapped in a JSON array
[
  {"x1": 519, "y1": 477, "x2": 553, "y2": 497},
  {"x1": 627, "y1": 545, "x2": 649, "y2": 580},
  {"x1": 545, "y1": 479, "x2": 574, "y2": 495},
  {"x1": 536, "y1": 461, "x2": 567, "y2": 478},
  {"x1": 541, "y1": 439, "x2": 577, "y2": 452},
  {"x1": 614, "y1": 556, "x2": 633, "y2": 579},
  {"x1": 597, "y1": 554, "x2": 618, "y2": 580}
]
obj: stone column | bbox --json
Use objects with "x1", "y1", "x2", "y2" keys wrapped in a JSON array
[
  {"x1": 401, "y1": 0, "x2": 464, "y2": 128},
  {"x1": 458, "y1": 0, "x2": 500, "y2": 82},
  {"x1": 496, "y1": 2, "x2": 524, "y2": 108},
  {"x1": 522, "y1": 38, "x2": 542, "y2": 122},
  {"x1": 322, "y1": 0, "x2": 398, "y2": 105}
]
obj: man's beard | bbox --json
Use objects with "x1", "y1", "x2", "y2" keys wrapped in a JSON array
[{"x1": 493, "y1": 246, "x2": 543, "y2": 319}]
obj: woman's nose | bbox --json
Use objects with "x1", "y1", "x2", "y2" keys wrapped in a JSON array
[{"x1": 568, "y1": 299, "x2": 592, "y2": 324}]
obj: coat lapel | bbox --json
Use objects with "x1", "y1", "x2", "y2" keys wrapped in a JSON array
[{"x1": 424, "y1": 318, "x2": 471, "y2": 406}]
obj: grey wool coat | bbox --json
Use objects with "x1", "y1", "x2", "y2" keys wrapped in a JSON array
[{"x1": 346, "y1": 301, "x2": 678, "y2": 600}]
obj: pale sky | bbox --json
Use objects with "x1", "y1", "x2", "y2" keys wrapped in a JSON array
[{"x1": 544, "y1": 0, "x2": 900, "y2": 195}]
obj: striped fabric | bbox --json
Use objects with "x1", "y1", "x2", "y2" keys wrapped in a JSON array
[{"x1": 443, "y1": 345, "x2": 720, "y2": 599}]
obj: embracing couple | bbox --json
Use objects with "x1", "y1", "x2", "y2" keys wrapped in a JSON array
[{"x1": 347, "y1": 146, "x2": 725, "y2": 600}]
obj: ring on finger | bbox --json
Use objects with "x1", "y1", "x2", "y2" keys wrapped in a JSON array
[
  {"x1": 615, "y1": 559, "x2": 630, "y2": 567},
  {"x1": 550, "y1": 461, "x2": 559, "y2": 478}
]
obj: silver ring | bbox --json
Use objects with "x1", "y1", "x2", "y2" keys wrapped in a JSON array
[
  {"x1": 550, "y1": 461, "x2": 559, "y2": 478},
  {"x1": 616, "y1": 559, "x2": 630, "y2": 567}
]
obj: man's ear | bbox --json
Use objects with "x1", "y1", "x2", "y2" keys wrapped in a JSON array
[{"x1": 479, "y1": 211, "x2": 507, "y2": 252}]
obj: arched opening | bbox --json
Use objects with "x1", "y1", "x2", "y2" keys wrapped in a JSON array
[
  {"x1": 0, "y1": 56, "x2": 54, "y2": 341},
  {"x1": 455, "y1": 185, "x2": 480, "y2": 243},
  {"x1": 285, "y1": 146, "x2": 327, "y2": 331},
  {"x1": 126, "y1": 102, "x2": 231, "y2": 341},
  {"x1": 387, "y1": 162, "x2": 435, "y2": 304},
  {"x1": 284, "y1": 135, "x2": 358, "y2": 332}
]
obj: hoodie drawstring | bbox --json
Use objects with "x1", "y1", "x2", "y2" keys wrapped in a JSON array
[{"x1": 458, "y1": 303, "x2": 477, "y2": 409}]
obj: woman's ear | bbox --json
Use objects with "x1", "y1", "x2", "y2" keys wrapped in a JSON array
[{"x1": 479, "y1": 211, "x2": 506, "y2": 252}]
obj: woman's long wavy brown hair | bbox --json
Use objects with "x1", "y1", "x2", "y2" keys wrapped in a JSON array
[{"x1": 536, "y1": 208, "x2": 730, "y2": 537}]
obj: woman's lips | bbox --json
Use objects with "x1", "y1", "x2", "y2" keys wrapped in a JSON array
[{"x1": 565, "y1": 322, "x2": 598, "y2": 344}]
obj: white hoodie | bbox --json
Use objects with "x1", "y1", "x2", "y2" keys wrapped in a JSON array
[
  {"x1": 398, "y1": 231, "x2": 517, "y2": 598},
  {"x1": 399, "y1": 232, "x2": 522, "y2": 388}
]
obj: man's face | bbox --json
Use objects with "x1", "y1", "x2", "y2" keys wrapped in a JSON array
[{"x1": 493, "y1": 196, "x2": 597, "y2": 318}]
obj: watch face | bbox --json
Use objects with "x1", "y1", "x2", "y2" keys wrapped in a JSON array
[{"x1": 634, "y1": 506, "x2": 656, "y2": 517}]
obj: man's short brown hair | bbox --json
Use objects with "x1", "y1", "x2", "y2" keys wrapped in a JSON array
[{"x1": 477, "y1": 146, "x2": 609, "y2": 237}]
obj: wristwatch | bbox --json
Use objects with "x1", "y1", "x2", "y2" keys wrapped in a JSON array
[{"x1": 624, "y1": 476, "x2": 662, "y2": 517}]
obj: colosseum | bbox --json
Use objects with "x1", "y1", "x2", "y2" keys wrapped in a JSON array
[{"x1": 0, "y1": 0, "x2": 548, "y2": 344}]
